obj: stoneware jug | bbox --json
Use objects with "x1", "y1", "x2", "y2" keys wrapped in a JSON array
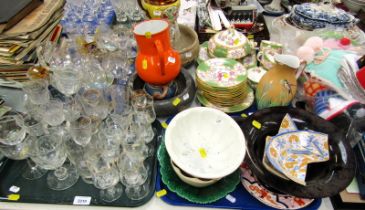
[
  {"x1": 256, "y1": 54, "x2": 300, "y2": 110},
  {"x1": 134, "y1": 19, "x2": 181, "y2": 85}
]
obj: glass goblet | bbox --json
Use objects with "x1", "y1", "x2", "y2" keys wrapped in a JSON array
[
  {"x1": 86, "y1": 151, "x2": 123, "y2": 202},
  {"x1": 110, "y1": 0, "x2": 128, "y2": 23},
  {"x1": 52, "y1": 69, "x2": 82, "y2": 96},
  {"x1": 42, "y1": 100, "x2": 65, "y2": 126},
  {"x1": 0, "y1": 134, "x2": 33, "y2": 160},
  {"x1": 31, "y1": 134, "x2": 79, "y2": 190},
  {"x1": 0, "y1": 115, "x2": 27, "y2": 146},
  {"x1": 22, "y1": 79, "x2": 50, "y2": 105},
  {"x1": 69, "y1": 116, "x2": 93, "y2": 146}
]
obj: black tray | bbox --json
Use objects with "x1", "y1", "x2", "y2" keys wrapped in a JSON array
[{"x1": 0, "y1": 120, "x2": 163, "y2": 207}]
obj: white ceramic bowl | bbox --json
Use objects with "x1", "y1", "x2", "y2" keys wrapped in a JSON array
[
  {"x1": 165, "y1": 107, "x2": 246, "y2": 179},
  {"x1": 170, "y1": 160, "x2": 219, "y2": 188}
]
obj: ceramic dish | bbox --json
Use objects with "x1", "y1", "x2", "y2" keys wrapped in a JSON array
[
  {"x1": 170, "y1": 160, "x2": 219, "y2": 188},
  {"x1": 240, "y1": 162, "x2": 314, "y2": 209},
  {"x1": 208, "y1": 28, "x2": 253, "y2": 60},
  {"x1": 173, "y1": 24, "x2": 199, "y2": 66},
  {"x1": 196, "y1": 58, "x2": 247, "y2": 89},
  {"x1": 158, "y1": 141, "x2": 240, "y2": 204},
  {"x1": 165, "y1": 107, "x2": 246, "y2": 179},
  {"x1": 289, "y1": 3, "x2": 356, "y2": 30},
  {"x1": 241, "y1": 107, "x2": 356, "y2": 198},
  {"x1": 247, "y1": 67, "x2": 267, "y2": 89},
  {"x1": 196, "y1": 89, "x2": 254, "y2": 113}
]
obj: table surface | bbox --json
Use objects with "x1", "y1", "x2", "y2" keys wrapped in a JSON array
[{"x1": 0, "y1": 13, "x2": 335, "y2": 210}]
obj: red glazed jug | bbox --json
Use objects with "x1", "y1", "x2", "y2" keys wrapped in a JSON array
[{"x1": 134, "y1": 19, "x2": 181, "y2": 85}]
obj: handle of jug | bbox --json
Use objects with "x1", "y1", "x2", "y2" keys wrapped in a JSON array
[{"x1": 154, "y1": 40, "x2": 166, "y2": 76}]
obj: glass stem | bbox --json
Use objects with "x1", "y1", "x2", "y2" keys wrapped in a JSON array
[{"x1": 54, "y1": 166, "x2": 69, "y2": 181}]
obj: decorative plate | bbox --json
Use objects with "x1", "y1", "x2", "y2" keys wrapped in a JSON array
[
  {"x1": 196, "y1": 88, "x2": 254, "y2": 113},
  {"x1": 157, "y1": 141, "x2": 240, "y2": 204},
  {"x1": 196, "y1": 58, "x2": 247, "y2": 88},
  {"x1": 240, "y1": 163, "x2": 314, "y2": 209},
  {"x1": 241, "y1": 107, "x2": 356, "y2": 198},
  {"x1": 266, "y1": 130, "x2": 330, "y2": 186}
]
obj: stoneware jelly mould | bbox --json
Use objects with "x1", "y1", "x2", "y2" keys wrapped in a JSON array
[{"x1": 165, "y1": 107, "x2": 246, "y2": 180}]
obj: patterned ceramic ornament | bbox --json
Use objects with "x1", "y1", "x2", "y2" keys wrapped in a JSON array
[
  {"x1": 208, "y1": 28, "x2": 253, "y2": 60},
  {"x1": 196, "y1": 58, "x2": 247, "y2": 88},
  {"x1": 240, "y1": 163, "x2": 314, "y2": 209},
  {"x1": 262, "y1": 114, "x2": 298, "y2": 180},
  {"x1": 266, "y1": 130, "x2": 330, "y2": 185}
]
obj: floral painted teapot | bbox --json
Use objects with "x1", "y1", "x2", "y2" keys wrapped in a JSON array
[{"x1": 134, "y1": 19, "x2": 181, "y2": 85}]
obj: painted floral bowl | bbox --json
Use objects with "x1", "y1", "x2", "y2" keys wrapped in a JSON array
[
  {"x1": 165, "y1": 107, "x2": 246, "y2": 179},
  {"x1": 208, "y1": 28, "x2": 254, "y2": 60}
]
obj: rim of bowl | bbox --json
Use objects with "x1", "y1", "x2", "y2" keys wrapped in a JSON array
[{"x1": 165, "y1": 107, "x2": 246, "y2": 179}]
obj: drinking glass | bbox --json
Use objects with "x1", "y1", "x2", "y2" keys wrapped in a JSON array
[
  {"x1": 97, "y1": 130, "x2": 121, "y2": 162},
  {"x1": 63, "y1": 96, "x2": 82, "y2": 122},
  {"x1": 131, "y1": 90, "x2": 156, "y2": 124},
  {"x1": 42, "y1": 100, "x2": 65, "y2": 126},
  {"x1": 0, "y1": 115, "x2": 27, "y2": 146},
  {"x1": 69, "y1": 116, "x2": 93, "y2": 146},
  {"x1": 31, "y1": 133, "x2": 79, "y2": 190},
  {"x1": 86, "y1": 150, "x2": 123, "y2": 202},
  {"x1": 24, "y1": 115, "x2": 44, "y2": 137},
  {"x1": 78, "y1": 88, "x2": 110, "y2": 120},
  {"x1": 110, "y1": 0, "x2": 128, "y2": 23},
  {"x1": 0, "y1": 134, "x2": 33, "y2": 160},
  {"x1": 65, "y1": 137, "x2": 93, "y2": 184},
  {"x1": 22, "y1": 79, "x2": 50, "y2": 105},
  {"x1": 52, "y1": 69, "x2": 82, "y2": 96},
  {"x1": 125, "y1": 178, "x2": 151, "y2": 201},
  {"x1": 136, "y1": 122, "x2": 155, "y2": 144}
]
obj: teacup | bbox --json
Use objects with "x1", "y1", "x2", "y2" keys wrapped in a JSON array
[{"x1": 257, "y1": 41, "x2": 283, "y2": 70}]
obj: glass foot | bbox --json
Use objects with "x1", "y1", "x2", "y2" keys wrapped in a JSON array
[
  {"x1": 47, "y1": 162, "x2": 79, "y2": 191},
  {"x1": 100, "y1": 183, "x2": 123, "y2": 202},
  {"x1": 22, "y1": 164, "x2": 47, "y2": 180}
]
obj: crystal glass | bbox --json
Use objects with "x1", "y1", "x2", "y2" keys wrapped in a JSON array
[
  {"x1": 131, "y1": 90, "x2": 156, "y2": 124},
  {"x1": 22, "y1": 79, "x2": 50, "y2": 105},
  {"x1": 42, "y1": 100, "x2": 65, "y2": 126},
  {"x1": 118, "y1": 153, "x2": 148, "y2": 189},
  {"x1": 0, "y1": 115, "x2": 27, "y2": 146},
  {"x1": 22, "y1": 158, "x2": 47, "y2": 180},
  {"x1": 0, "y1": 134, "x2": 33, "y2": 160},
  {"x1": 86, "y1": 150, "x2": 123, "y2": 202},
  {"x1": 24, "y1": 115, "x2": 44, "y2": 137},
  {"x1": 77, "y1": 88, "x2": 110, "y2": 119},
  {"x1": 69, "y1": 116, "x2": 93, "y2": 146},
  {"x1": 65, "y1": 137, "x2": 93, "y2": 184},
  {"x1": 136, "y1": 122, "x2": 155, "y2": 144},
  {"x1": 30, "y1": 134, "x2": 67, "y2": 170},
  {"x1": 31, "y1": 133, "x2": 79, "y2": 190},
  {"x1": 125, "y1": 178, "x2": 150, "y2": 200},
  {"x1": 110, "y1": 0, "x2": 128, "y2": 23},
  {"x1": 97, "y1": 131, "x2": 121, "y2": 162},
  {"x1": 63, "y1": 96, "x2": 82, "y2": 122},
  {"x1": 52, "y1": 69, "x2": 82, "y2": 96}
]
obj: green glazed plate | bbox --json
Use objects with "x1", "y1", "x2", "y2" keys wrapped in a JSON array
[{"x1": 157, "y1": 141, "x2": 240, "y2": 204}]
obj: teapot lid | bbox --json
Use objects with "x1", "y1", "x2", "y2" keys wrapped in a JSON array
[{"x1": 212, "y1": 28, "x2": 248, "y2": 49}]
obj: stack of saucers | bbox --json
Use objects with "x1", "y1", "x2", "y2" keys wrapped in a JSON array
[{"x1": 196, "y1": 58, "x2": 254, "y2": 113}]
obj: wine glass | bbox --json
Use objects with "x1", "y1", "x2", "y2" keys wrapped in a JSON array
[
  {"x1": 22, "y1": 79, "x2": 50, "y2": 105},
  {"x1": 86, "y1": 149, "x2": 123, "y2": 202},
  {"x1": 110, "y1": 0, "x2": 128, "y2": 23},
  {"x1": 31, "y1": 132, "x2": 79, "y2": 191},
  {"x1": 69, "y1": 116, "x2": 93, "y2": 146},
  {"x1": 42, "y1": 99, "x2": 65, "y2": 126},
  {"x1": 0, "y1": 115, "x2": 27, "y2": 146}
]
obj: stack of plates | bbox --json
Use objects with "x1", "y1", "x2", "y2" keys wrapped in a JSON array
[{"x1": 196, "y1": 58, "x2": 254, "y2": 113}]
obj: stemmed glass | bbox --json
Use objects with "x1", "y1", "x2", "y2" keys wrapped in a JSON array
[
  {"x1": 86, "y1": 149, "x2": 123, "y2": 202},
  {"x1": 0, "y1": 115, "x2": 27, "y2": 146},
  {"x1": 110, "y1": 0, "x2": 128, "y2": 23},
  {"x1": 131, "y1": 90, "x2": 156, "y2": 124},
  {"x1": 42, "y1": 99, "x2": 65, "y2": 126},
  {"x1": 22, "y1": 79, "x2": 50, "y2": 105},
  {"x1": 31, "y1": 131, "x2": 79, "y2": 191},
  {"x1": 118, "y1": 152, "x2": 149, "y2": 200},
  {"x1": 22, "y1": 115, "x2": 47, "y2": 180},
  {"x1": 77, "y1": 88, "x2": 110, "y2": 120},
  {"x1": 52, "y1": 68, "x2": 82, "y2": 97},
  {"x1": 69, "y1": 116, "x2": 93, "y2": 146}
]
